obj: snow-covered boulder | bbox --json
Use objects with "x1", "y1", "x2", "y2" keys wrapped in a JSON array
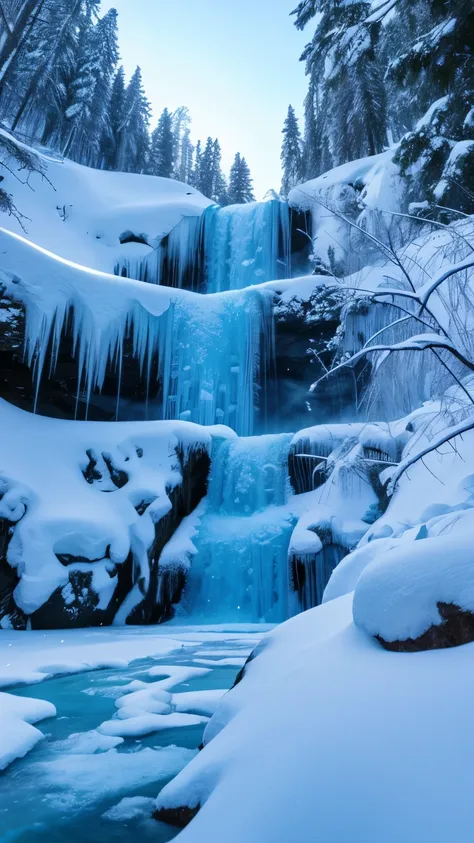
[
  {"x1": 287, "y1": 421, "x2": 409, "y2": 610},
  {"x1": 353, "y1": 513, "x2": 474, "y2": 651},
  {"x1": 289, "y1": 149, "x2": 404, "y2": 275},
  {"x1": 0, "y1": 399, "x2": 213, "y2": 629}
]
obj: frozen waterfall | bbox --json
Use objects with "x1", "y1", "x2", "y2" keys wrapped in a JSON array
[
  {"x1": 115, "y1": 199, "x2": 291, "y2": 293},
  {"x1": 184, "y1": 433, "x2": 296, "y2": 623}
]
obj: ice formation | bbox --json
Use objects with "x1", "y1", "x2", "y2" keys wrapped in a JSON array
[
  {"x1": 115, "y1": 199, "x2": 291, "y2": 293},
  {"x1": 183, "y1": 433, "x2": 296, "y2": 623},
  {"x1": 0, "y1": 228, "x2": 275, "y2": 435}
]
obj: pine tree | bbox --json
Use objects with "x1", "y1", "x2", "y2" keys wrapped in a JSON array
[
  {"x1": 60, "y1": 8, "x2": 119, "y2": 164},
  {"x1": 148, "y1": 107, "x2": 175, "y2": 177},
  {"x1": 177, "y1": 125, "x2": 194, "y2": 183},
  {"x1": 197, "y1": 136, "x2": 215, "y2": 198},
  {"x1": 389, "y1": 0, "x2": 474, "y2": 210},
  {"x1": 115, "y1": 66, "x2": 150, "y2": 173},
  {"x1": 101, "y1": 64, "x2": 125, "y2": 169},
  {"x1": 7, "y1": 0, "x2": 88, "y2": 136},
  {"x1": 292, "y1": 0, "x2": 387, "y2": 174},
  {"x1": 211, "y1": 139, "x2": 228, "y2": 205},
  {"x1": 227, "y1": 153, "x2": 255, "y2": 204},
  {"x1": 171, "y1": 105, "x2": 191, "y2": 181},
  {"x1": 280, "y1": 105, "x2": 303, "y2": 198},
  {"x1": 189, "y1": 139, "x2": 202, "y2": 188}
]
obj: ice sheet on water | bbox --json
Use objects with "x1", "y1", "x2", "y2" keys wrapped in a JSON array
[
  {"x1": 99, "y1": 713, "x2": 209, "y2": 738},
  {"x1": 34, "y1": 746, "x2": 196, "y2": 813},
  {"x1": 194, "y1": 658, "x2": 247, "y2": 667},
  {"x1": 102, "y1": 796, "x2": 156, "y2": 822},
  {"x1": 51, "y1": 730, "x2": 124, "y2": 754}
]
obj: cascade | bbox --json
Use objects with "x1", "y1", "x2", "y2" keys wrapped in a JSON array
[
  {"x1": 202, "y1": 200, "x2": 291, "y2": 293},
  {"x1": 23, "y1": 285, "x2": 274, "y2": 436},
  {"x1": 114, "y1": 199, "x2": 291, "y2": 292},
  {"x1": 183, "y1": 433, "x2": 296, "y2": 623}
]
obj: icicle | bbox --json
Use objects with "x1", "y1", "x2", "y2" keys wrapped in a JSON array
[{"x1": 113, "y1": 200, "x2": 291, "y2": 293}]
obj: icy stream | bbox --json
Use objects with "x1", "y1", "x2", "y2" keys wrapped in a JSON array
[{"x1": 0, "y1": 630, "x2": 264, "y2": 842}]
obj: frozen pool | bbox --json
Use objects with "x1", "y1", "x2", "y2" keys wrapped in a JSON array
[{"x1": 0, "y1": 632, "x2": 259, "y2": 843}]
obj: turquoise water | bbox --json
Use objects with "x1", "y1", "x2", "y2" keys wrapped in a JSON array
[{"x1": 0, "y1": 643, "x2": 246, "y2": 843}]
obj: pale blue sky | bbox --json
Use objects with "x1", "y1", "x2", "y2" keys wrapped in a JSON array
[{"x1": 100, "y1": 1, "x2": 309, "y2": 198}]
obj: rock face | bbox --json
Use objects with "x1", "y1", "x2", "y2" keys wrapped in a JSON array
[
  {"x1": 153, "y1": 804, "x2": 201, "y2": 829},
  {"x1": 290, "y1": 541, "x2": 351, "y2": 612},
  {"x1": 377, "y1": 603, "x2": 474, "y2": 653}
]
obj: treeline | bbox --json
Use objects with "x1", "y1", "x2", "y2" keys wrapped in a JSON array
[
  {"x1": 0, "y1": 0, "x2": 255, "y2": 203},
  {"x1": 280, "y1": 0, "x2": 474, "y2": 210}
]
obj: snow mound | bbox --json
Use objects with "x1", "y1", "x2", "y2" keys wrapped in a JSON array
[
  {"x1": 155, "y1": 595, "x2": 474, "y2": 843},
  {"x1": 0, "y1": 691, "x2": 56, "y2": 770},
  {"x1": 353, "y1": 511, "x2": 474, "y2": 646},
  {"x1": 0, "y1": 127, "x2": 211, "y2": 273},
  {"x1": 0, "y1": 396, "x2": 212, "y2": 628}
]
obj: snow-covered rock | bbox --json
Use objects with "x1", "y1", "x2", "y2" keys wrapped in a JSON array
[{"x1": 0, "y1": 398, "x2": 212, "y2": 629}]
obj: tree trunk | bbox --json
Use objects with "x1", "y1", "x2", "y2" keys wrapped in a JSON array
[{"x1": 0, "y1": 0, "x2": 42, "y2": 82}]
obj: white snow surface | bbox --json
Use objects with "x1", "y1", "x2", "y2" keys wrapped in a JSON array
[
  {"x1": 0, "y1": 624, "x2": 203, "y2": 688},
  {"x1": 158, "y1": 594, "x2": 474, "y2": 843},
  {"x1": 0, "y1": 127, "x2": 211, "y2": 273},
  {"x1": 0, "y1": 397, "x2": 213, "y2": 622},
  {"x1": 0, "y1": 691, "x2": 56, "y2": 770}
]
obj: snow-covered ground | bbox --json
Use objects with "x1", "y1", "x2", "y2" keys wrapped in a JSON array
[
  {"x1": 0, "y1": 127, "x2": 212, "y2": 273},
  {"x1": 157, "y1": 596, "x2": 474, "y2": 843}
]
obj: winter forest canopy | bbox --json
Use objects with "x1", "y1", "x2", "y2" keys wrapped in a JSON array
[
  {"x1": 0, "y1": 0, "x2": 256, "y2": 203},
  {"x1": 0, "y1": 1, "x2": 474, "y2": 842}
]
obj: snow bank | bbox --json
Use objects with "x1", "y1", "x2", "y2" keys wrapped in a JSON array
[
  {"x1": 0, "y1": 691, "x2": 56, "y2": 770},
  {"x1": 0, "y1": 396, "x2": 213, "y2": 628},
  {"x1": 0, "y1": 127, "x2": 211, "y2": 273},
  {"x1": 156, "y1": 595, "x2": 474, "y2": 843}
]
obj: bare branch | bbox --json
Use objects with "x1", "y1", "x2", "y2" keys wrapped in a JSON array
[{"x1": 389, "y1": 413, "x2": 474, "y2": 494}]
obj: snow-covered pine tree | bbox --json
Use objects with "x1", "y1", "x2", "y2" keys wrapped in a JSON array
[
  {"x1": 189, "y1": 138, "x2": 202, "y2": 188},
  {"x1": 280, "y1": 104, "x2": 303, "y2": 198},
  {"x1": 115, "y1": 66, "x2": 150, "y2": 173},
  {"x1": 177, "y1": 125, "x2": 194, "y2": 183},
  {"x1": 171, "y1": 105, "x2": 191, "y2": 181},
  {"x1": 5, "y1": 0, "x2": 84, "y2": 136},
  {"x1": 4, "y1": 0, "x2": 105, "y2": 149},
  {"x1": 227, "y1": 153, "x2": 255, "y2": 204},
  {"x1": 196, "y1": 136, "x2": 214, "y2": 198},
  {"x1": 211, "y1": 139, "x2": 228, "y2": 205},
  {"x1": 0, "y1": 0, "x2": 45, "y2": 89},
  {"x1": 389, "y1": 0, "x2": 474, "y2": 212},
  {"x1": 101, "y1": 64, "x2": 125, "y2": 169},
  {"x1": 148, "y1": 107, "x2": 175, "y2": 177},
  {"x1": 293, "y1": 0, "x2": 388, "y2": 175},
  {"x1": 60, "y1": 8, "x2": 119, "y2": 165}
]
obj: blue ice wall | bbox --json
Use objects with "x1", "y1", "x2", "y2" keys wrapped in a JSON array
[
  {"x1": 184, "y1": 433, "x2": 296, "y2": 623},
  {"x1": 115, "y1": 199, "x2": 291, "y2": 293}
]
